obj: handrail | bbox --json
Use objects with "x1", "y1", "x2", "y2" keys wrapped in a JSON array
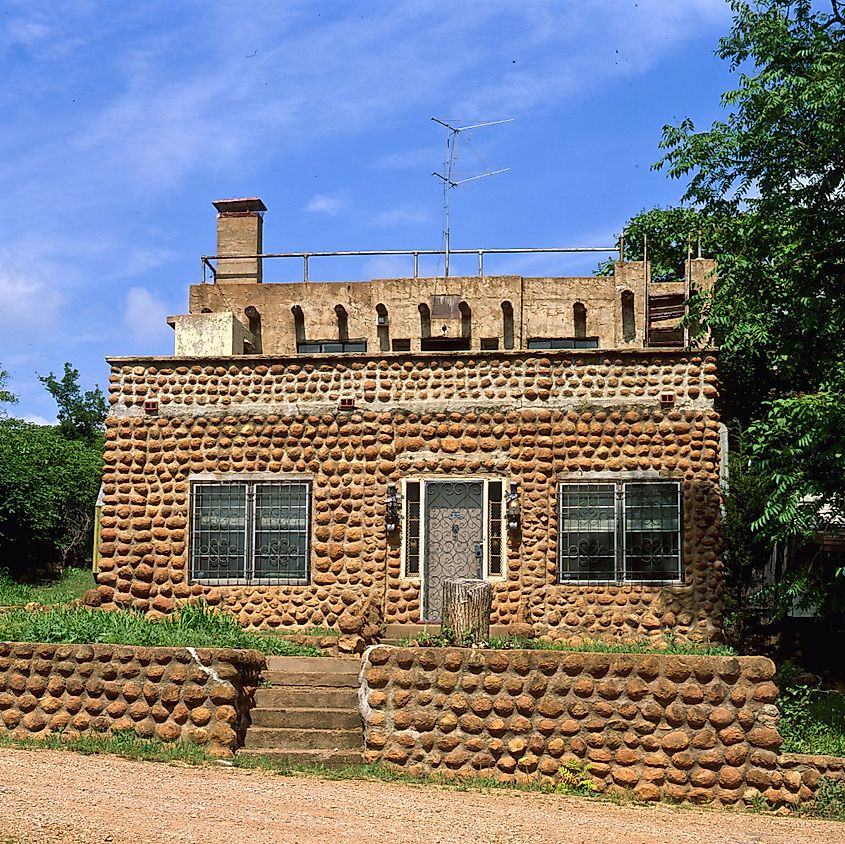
[{"x1": 200, "y1": 245, "x2": 621, "y2": 283}]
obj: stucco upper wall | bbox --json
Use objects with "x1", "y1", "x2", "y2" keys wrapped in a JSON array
[{"x1": 187, "y1": 264, "x2": 662, "y2": 355}]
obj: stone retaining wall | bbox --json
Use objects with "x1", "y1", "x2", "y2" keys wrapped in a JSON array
[
  {"x1": 0, "y1": 642, "x2": 264, "y2": 757},
  {"x1": 361, "y1": 647, "x2": 845, "y2": 806}
]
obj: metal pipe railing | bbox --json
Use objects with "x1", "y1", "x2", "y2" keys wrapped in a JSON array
[{"x1": 201, "y1": 245, "x2": 621, "y2": 284}]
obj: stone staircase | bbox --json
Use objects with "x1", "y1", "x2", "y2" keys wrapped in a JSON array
[{"x1": 238, "y1": 656, "x2": 363, "y2": 767}]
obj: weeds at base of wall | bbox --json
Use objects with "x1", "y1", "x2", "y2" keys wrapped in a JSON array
[
  {"x1": 401, "y1": 629, "x2": 737, "y2": 657},
  {"x1": 0, "y1": 729, "x2": 211, "y2": 765},
  {"x1": 794, "y1": 779, "x2": 845, "y2": 822}
]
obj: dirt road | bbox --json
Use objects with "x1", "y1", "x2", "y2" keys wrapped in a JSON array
[{"x1": 0, "y1": 748, "x2": 841, "y2": 844}]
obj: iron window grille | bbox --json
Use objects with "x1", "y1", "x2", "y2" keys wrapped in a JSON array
[
  {"x1": 402, "y1": 478, "x2": 507, "y2": 579},
  {"x1": 558, "y1": 480, "x2": 682, "y2": 583},
  {"x1": 190, "y1": 480, "x2": 311, "y2": 585},
  {"x1": 296, "y1": 340, "x2": 367, "y2": 354},
  {"x1": 527, "y1": 337, "x2": 599, "y2": 349}
]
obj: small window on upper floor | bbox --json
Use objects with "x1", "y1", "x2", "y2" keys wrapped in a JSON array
[
  {"x1": 527, "y1": 337, "x2": 599, "y2": 349},
  {"x1": 297, "y1": 340, "x2": 367, "y2": 354},
  {"x1": 392, "y1": 338, "x2": 411, "y2": 352},
  {"x1": 481, "y1": 338, "x2": 499, "y2": 350}
]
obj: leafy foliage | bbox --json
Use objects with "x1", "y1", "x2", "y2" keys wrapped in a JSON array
[
  {"x1": 775, "y1": 661, "x2": 845, "y2": 756},
  {"x1": 595, "y1": 206, "x2": 722, "y2": 281},
  {"x1": 39, "y1": 362, "x2": 108, "y2": 443},
  {"x1": 0, "y1": 418, "x2": 102, "y2": 576},
  {"x1": 555, "y1": 759, "x2": 598, "y2": 795},
  {"x1": 655, "y1": 0, "x2": 845, "y2": 541},
  {"x1": 638, "y1": 1, "x2": 845, "y2": 622},
  {"x1": 0, "y1": 369, "x2": 16, "y2": 407},
  {"x1": 796, "y1": 777, "x2": 845, "y2": 821}
]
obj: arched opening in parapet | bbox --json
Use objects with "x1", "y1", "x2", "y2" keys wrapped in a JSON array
[
  {"x1": 418, "y1": 303, "x2": 431, "y2": 339},
  {"x1": 376, "y1": 303, "x2": 390, "y2": 352},
  {"x1": 335, "y1": 304, "x2": 349, "y2": 342},
  {"x1": 621, "y1": 290, "x2": 636, "y2": 342},
  {"x1": 574, "y1": 302, "x2": 587, "y2": 339},
  {"x1": 501, "y1": 301, "x2": 514, "y2": 350},
  {"x1": 459, "y1": 301, "x2": 471, "y2": 340},
  {"x1": 291, "y1": 305, "x2": 306, "y2": 345},
  {"x1": 244, "y1": 306, "x2": 262, "y2": 354}
]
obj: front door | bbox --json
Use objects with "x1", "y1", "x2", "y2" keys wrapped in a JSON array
[{"x1": 423, "y1": 480, "x2": 483, "y2": 622}]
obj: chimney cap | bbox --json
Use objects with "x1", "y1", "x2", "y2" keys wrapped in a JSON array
[{"x1": 212, "y1": 197, "x2": 267, "y2": 214}]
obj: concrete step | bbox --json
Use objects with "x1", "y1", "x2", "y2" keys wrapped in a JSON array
[
  {"x1": 237, "y1": 748, "x2": 363, "y2": 768},
  {"x1": 265, "y1": 656, "x2": 360, "y2": 674},
  {"x1": 250, "y1": 707, "x2": 361, "y2": 730},
  {"x1": 244, "y1": 727, "x2": 362, "y2": 751},
  {"x1": 261, "y1": 670, "x2": 358, "y2": 687},
  {"x1": 255, "y1": 687, "x2": 359, "y2": 708}
]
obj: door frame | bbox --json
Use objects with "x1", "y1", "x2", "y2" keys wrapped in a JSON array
[{"x1": 401, "y1": 476, "x2": 507, "y2": 621}]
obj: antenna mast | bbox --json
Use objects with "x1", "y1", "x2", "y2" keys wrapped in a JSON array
[{"x1": 432, "y1": 117, "x2": 512, "y2": 277}]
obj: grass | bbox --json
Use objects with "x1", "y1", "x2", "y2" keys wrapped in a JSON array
[
  {"x1": 4, "y1": 730, "x2": 843, "y2": 819},
  {"x1": 401, "y1": 629, "x2": 736, "y2": 656},
  {"x1": 776, "y1": 664, "x2": 845, "y2": 757},
  {"x1": 0, "y1": 567, "x2": 94, "y2": 607},
  {"x1": 0, "y1": 602, "x2": 322, "y2": 656},
  {"x1": 0, "y1": 729, "x2": 211, "y2": 765},
  {"x1": 232, "y1": 755, "x2": 601, "y2": 797}
]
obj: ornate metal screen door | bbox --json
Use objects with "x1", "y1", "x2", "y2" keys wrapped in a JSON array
[{"x1": 423, "y1": 481, "x2": 483, "y2": 622}]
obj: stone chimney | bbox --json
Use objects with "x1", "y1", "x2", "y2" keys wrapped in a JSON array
[{"x1": 212, "y1": 197, "x2": 267, "y2": 283}]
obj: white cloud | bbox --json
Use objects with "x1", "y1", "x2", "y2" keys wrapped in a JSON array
[
  {"x1": 0, "y1": 254, "x2": 62, "y2": 339},
  {"x1": 305, "y1": 194, "x2": 345, "y2": 216},
  {"x1": 124, "y1": 286, "x2": 172, "y2": 345},
  {"x1": 22, "y1": 413, "x2": 54, "y2": 426},
  {"x1": 372, "y1": 207, "x2": 432, "y2": 227}
]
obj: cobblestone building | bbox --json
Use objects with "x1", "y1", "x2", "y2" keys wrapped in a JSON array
[{"x1": 93, "y1": 198, "x2": 724, "y2": 642}]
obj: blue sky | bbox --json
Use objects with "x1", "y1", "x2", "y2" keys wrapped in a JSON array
[{"x1": 0, "y1": 0, "x2": 736, "y2": 422}]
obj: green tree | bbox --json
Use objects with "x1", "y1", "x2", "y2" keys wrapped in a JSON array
[
  {"x1": 0, "y1": 362, "x2": 105, "y2": 579},
  {"x1": 0, "y1": 369, "x2": 16, "y2": 407},
  {"x1": 0, "y1": 419, "x2": 102, "y2": 577},
  {"x1": 652, "y1": 0, "x2": 845, "y2": 616},
  {"x1": 596, "y1": 206, "x2": 722, "y2": 281},
  {"x1": 39, "y1": 362, "x2": 108, "y2": 443}
]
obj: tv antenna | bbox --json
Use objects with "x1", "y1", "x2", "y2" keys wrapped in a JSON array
[{"x1": 432, "y1": 117, "x2": 512, "y2": 277}]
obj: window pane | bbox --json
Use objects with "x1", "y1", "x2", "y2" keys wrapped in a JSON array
[
  {"x1": 191, "y1": 483, "x2": 247, "y2": 581},
  {"x1": 624, "y1": 482, "x2": 681, "y2": 581},
  {"x1": 253, "y1": 482, "x2": 310, "y2": 581},
  {"x1": 488, "y1": 481, "x2": 503, "y2": 576},
  {"x1": 405, "y1": 481, "x2": 421, "y2": 576},
  {"x1": 558, "y1": 484, "x2": 616, "y2": 580}
]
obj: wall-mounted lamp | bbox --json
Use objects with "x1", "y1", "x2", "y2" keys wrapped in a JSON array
[
  {"x1": 385, "y1": 483, "x2": 400, "y2": 533},
  {"x1": 506, "y1": 484, "x2": 521, "y2": 532}
]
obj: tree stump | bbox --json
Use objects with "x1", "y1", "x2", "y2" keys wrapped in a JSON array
[{"x1": 441, "y1": 578, "x2": 493, "y2": 646}]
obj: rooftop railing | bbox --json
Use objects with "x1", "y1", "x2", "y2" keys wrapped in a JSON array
[{"x1": 200, "y1": 245, "x2": 622, "y2": 284}]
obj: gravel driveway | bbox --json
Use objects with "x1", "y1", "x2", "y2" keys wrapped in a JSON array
[{"x1": 0, "y1": 748, "x2": 842, "y2": 844}]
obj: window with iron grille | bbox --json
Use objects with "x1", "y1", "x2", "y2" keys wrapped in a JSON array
[
  {"x1": 190, "y1": 480, "x2": 310, "y2": 584},
  {"x1": 558, "y1": 480, "x2": 681, "y2": 582}
]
